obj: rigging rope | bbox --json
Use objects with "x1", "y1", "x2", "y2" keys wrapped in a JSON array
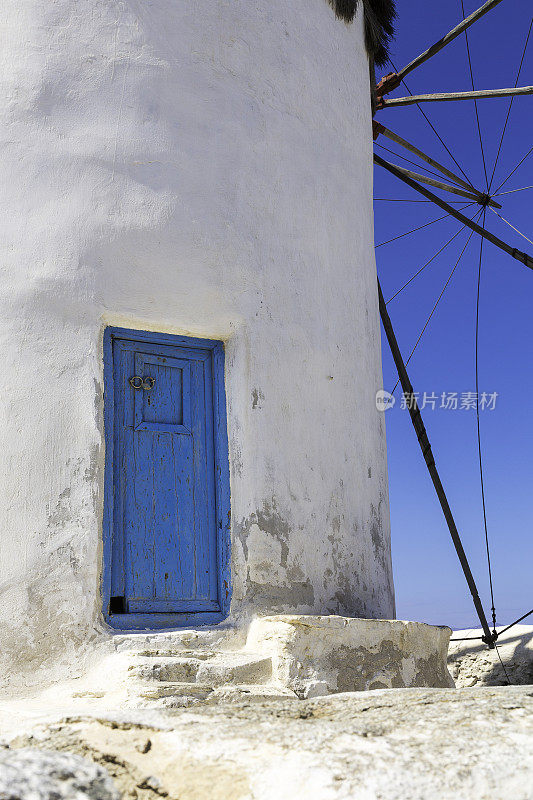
[
  {"x1": 489, "y1": 207, "x2": 533, "y2": 247},
  {"x1": 474, "y1": 207, "x2": 497, "y2": 632},
  {"x1": 389, "y1": 215, "x2": 482, "y2": 395},
  {"x1": 450, "y1": 606, "x2": 533, "y2": 641},
  {"x1": 375, "y1": 198, "x2": 466, "y2": 203},
  {"x1": 494, "y1": 185, "x2": 533, "y2": 197},
  {"x1": 498, "y1": 607, "x2": 533, "y2": 636},
  {"x1": 449, "y1": 635, "x2": 484, "y2": 642},
  {"x1": 387, "y1": 212, "x2": 480, "y2": 303},
  {"x1": 493, "y1": 144, "x2": 533, "y2": 195},
  {"x1": 387, "y1": 58, "x2": 476, "y2": 189},
  {"x1": 460, "y1": 0, "x2": 489, "y2": 189},
  {"x1": 495, "y1": 644, "x2": 512, "y2": 684},
  {"x1": 375, "y1": 203, "x2": 474, "y2": 248},
  {"x1": 488, "y1": 16, "x2": 533, "y2": 192}
]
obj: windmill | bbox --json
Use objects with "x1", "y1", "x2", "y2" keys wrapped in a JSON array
[{"x1": 372, "y1": 0, "x2": 533, "y2": 651}]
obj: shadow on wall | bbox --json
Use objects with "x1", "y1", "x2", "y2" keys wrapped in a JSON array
[{"x1": 448, "y1": 626, "x2": 533, "y2": 687}]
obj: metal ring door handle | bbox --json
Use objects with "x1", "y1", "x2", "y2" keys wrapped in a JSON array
[{"x1": 129, "y1": 376, "x2": 155, "y2": 390}]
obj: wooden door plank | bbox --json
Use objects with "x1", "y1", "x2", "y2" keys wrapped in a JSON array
[
  {"x1": 151, "y1": 432, "x2": 196, "y2": 602},
  {"x1": 203, "y1": 354, "x2": 219, "y2": 601},
  {"x1": 190, "y1": 359, "x2": 212, "y2": 601}
]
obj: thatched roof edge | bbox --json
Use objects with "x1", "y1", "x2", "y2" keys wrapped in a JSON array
[{"x1": 327, "y1": 0, "x2": 396, "y2": 67}]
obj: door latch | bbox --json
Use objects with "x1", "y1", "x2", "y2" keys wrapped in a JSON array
[{"x1": 129, "y1": 376, "x2": 155, "y2": 390}]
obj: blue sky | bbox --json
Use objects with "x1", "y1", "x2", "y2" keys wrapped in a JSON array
[{"x1": 374, "y1": 0, "x2": 533, "y2": 630}]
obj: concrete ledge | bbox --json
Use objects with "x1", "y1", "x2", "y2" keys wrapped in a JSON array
[{"x1": 246, "y1": 615, "x2": 454, "y2": 697}]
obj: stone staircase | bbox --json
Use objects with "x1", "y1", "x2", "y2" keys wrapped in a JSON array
[
  {"x1": 30, "y1": 616, "x2": 452, "y2": 717},
  {"x1": 123, "y1": 649, "x2": 296, "y2": 708}
]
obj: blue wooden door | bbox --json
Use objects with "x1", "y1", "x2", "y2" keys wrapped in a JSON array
[{"x1": 105, "y1": 330, "x2": 229, "y2": 627}]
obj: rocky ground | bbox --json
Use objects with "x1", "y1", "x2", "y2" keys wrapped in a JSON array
[
  {"x1": 2, "y1": 684, "x2": 533, "y2": 799},
  {"x1": 0, "y1": 748, "x2": 120, "y2": 800},
  {"x1": 1, "y1": 624, "x2": 532, "y2": 799},
  {"x1": 448, "y1": 624, "x2": 533, "y2": 687}
]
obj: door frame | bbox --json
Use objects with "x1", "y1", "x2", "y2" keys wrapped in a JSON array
[{"x1": 102, "y1": 326, "x2": 231, "y2": 630}]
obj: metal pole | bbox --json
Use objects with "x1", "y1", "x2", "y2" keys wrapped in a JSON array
[
  {"x1": 374, "y1": 154, "x2": 533, "y2": 270},
  {"x1": 381, "y1": 85, "x2": 533, "y2": 108},
  {"x1": 374, "y1": 122, "x2": 477, "y2": 193},
  {"x1": 377, "y1": 279, "x2": 496, "y2": 648},
  {"x1": 383, "y1": 162, "x2": 498, "y2": 206},
  {"x1": 397, "y1": 0, "x2": 505, "y2": 82}
]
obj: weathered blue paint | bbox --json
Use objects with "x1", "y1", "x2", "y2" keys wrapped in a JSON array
[{"x1": 102, "y1": 327, "x2": 231, "y2": 630}]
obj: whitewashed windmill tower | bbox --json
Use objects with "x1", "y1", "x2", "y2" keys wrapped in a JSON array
[{"x1": 0, "y1": 0, "x2": 399, "y2": 684}]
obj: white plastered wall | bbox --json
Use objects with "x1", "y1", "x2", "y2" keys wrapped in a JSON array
[{"x1": 0, "y1": 0, "x2": 394, "y2": 687}]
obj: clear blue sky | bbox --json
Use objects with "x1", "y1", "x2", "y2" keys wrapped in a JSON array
[{"x1": 374, "y1": 0, "x2": 533, "y2": 630}]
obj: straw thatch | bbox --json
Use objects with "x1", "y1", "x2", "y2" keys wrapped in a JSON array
[{"x1": 327, "y1": 0, "x2": 396, "y2": 66}]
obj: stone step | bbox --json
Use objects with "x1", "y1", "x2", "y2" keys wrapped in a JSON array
[
  {"x1": 136, "y1": 649, "x2": 213, "y2": 659},
  {"x1": 127, "y1": 652, "x2": 272, "y2": 686},
  {"x1": 197, "y1": 653, "x2": 272, "y2": 686},
  {"x1": 128, "y1": 657, "x2": 203, "y2": 683},
  {"x1": 133, "y1": 682, "x2": 215, "y2": 701},
  {"x1": 129, "y1": 682, "x2": 297, "y2": 709},
  {"x1": 208, "y1": 684, "x2": 298, "y2": 704}
]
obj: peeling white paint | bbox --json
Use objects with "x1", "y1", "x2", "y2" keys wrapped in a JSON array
[{"x1": 0, "y1": 0, "x2": 393, "y2": 689}]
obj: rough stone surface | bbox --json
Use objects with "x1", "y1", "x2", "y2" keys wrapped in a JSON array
[
  {"x1": 246, "y1": 615, "x2": 453, "y2": 696},
  {"x1": 128, "y1": 652, "x2": 273, "y2": 687},
  {"x1": 448, "y1": 624, "x2": 533, "y2": 687},
  {"x1": 3, "y1": 686, "x2": 533, "y2": 799},
  {"x1": 0, "y1": 617, "x2": 453, "y2": 717},
  {"x1": 0, "y1": 748, "x2": 120, "y2": 800}
]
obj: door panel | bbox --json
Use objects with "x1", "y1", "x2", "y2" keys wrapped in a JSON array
[
  {"x1": 108, "y1": 334, "x2": 222, "y2": 617},
  {"x1": 133, "y1": 354, "x2": 191, "y2": 433}
]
